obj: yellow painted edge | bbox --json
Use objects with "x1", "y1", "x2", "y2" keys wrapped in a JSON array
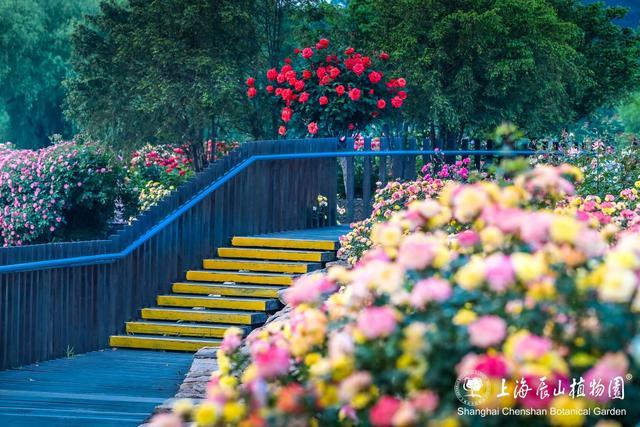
[
  {"x1": 218, "y1": 248, "x2": 323, "y2": 262},
  {"x1": 158, "y1": 295, "x2": 267, "y2": 311},
  {"x1": 110, "y1": 336, "x2": 217, "y2": 351},
  {"x1": 141, "y1": 308, "x2": 256, "y2": 324},
  {"x1": 186, "y1": 271, "x2": 293, "y2": 285},
  {"x1": 126, "y1": 322, "x2": 226, "y2": 338},
  {"x1": 172, "y1": 283, "x2": 281, "y2": 298},
  {"x1": 233, "y1": 237, "x2": 336, "y2": 250},
  {"x1": 203, "y1": 259, "x2": 308, "y2": 273}
]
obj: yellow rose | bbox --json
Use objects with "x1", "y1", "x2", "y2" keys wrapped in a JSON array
[
  {"x1": 453, "y1": 308, "x2": 477, "y2": 326},
  {"x1": 195, "y1": 402, "x2": 219, "y2": 427},
  {"x1": 512, "y1": 253, "x2": 545, "y2": 283},
  {"x1": 550, "y1": 216, "x2": 580, "y2": 244},
  {"x1": 480, "y1": 226, "x2": 504, "y2": 250},
  {"x1": 549, "y1": 396, "x2": 586, "y2": 427},
  {"x1": 223, "y1": 401, "x2": 246, "y2": 423},
  {"x1": 454, "y1": 256, "x2": 485, "y2": 290},
  {"x1": 599, "y1": 269, "x2": 637, "y2": 303}
]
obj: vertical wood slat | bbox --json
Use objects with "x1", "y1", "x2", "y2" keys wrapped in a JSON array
[
  {"x1": 362, "y1": 137, "x2": 372, "y2": 219},
  {"x1": 345, "y1": 136, "x2": 355, "y2": 224},
  {"x1": 0, "y1": 138, "x2": 345, "y2": 369}
]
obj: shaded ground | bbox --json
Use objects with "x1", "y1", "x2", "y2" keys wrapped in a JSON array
[{"x1": 0, "y1": 349, "x2": 191, "y2": 427}]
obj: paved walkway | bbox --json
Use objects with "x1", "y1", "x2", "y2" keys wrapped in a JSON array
[{"x1": 0, "y1": 349, "x2": 192, "y2": 426}]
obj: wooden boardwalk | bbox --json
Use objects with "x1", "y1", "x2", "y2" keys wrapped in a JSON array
[{"x1": 0, "y1": 349, "x2": 192, "y2": 426}]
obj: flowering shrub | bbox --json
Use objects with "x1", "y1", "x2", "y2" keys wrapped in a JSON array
[
  {"x1": 0, "y1": 142, "x2": 123, "y2": 246},
  {"x1": 130, "y1": 144, "x2": 194, "y2": 187},
  {"x1": 338, "y1": 157, "x2": 473, "y2": 263},
  {"x1": 154, "y1": 164, "x2": 640, "y2": 427},
  {"x1": 247, "y1": 39, "x2": 407, "y2": 136},
  {"x1": 204, "y1": 140, "x2": 240, "y2": 163}
]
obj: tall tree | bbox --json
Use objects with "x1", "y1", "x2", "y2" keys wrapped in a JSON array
[
  {"x1": 349, "y1": 0, "x2": 640, "y2": 146},
  {"x1": 0, "y1": 0, "x2": 98, "y2": 148},
  {"x1": 65, "y1": 0, "x2": 257, "y2": 165}
]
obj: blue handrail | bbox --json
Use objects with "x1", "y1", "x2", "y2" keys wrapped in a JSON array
[{"x1": 0, "y1": 149, "x2": 537, "y2": 274}]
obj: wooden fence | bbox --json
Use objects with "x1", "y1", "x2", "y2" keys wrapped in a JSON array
[
  {"x1": 0, "y1": 135, "x2": 548, "y2": 369},
  {"x1": 0, "y1": 138, "x2": 337, "y2": 370}
]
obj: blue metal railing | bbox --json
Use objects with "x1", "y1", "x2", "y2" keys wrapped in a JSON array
[{"x1": 0, "y1": 149, "x2": 537, "y2": 274}]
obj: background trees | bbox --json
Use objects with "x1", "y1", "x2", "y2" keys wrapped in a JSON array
[
  {"x1": 64, "y1": 0, "x2": 257, "y2": 165},
  {"x1": 0, "y1": 0, "x2": 98, "y2": 148},
  {"x1": 1, "y1": 0, "x2": 640, "y2": 148}
]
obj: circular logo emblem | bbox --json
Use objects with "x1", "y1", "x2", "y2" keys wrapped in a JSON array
[{"x1": 455, "y1": 370, "x2": 492, "y2": 406}]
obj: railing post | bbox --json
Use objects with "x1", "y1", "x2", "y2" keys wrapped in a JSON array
[
  {"x1": 345, "y1": 136, "x2": 355, "y2": 224},
  {"x1": 363, "y1": 137, "x2": 372, "y2": 219}
]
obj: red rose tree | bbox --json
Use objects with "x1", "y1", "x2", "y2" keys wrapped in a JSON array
[{"x1": 247, "y1": 38, "x2": 407, "y2": 137}]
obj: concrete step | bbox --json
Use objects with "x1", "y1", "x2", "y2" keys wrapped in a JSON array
[
  {"x1": 202, "y1": 258, "x2": 321, "y2": 274},
  {"x1": 125, "y1": 321, "x2": 250, "y2": 338},
  {"x1": 217, "y1": 247, "x2": 335, "y2": 262},
  {"x1": 141, "y1": 307, "x2": 267, "y2": 325},
  {"x1": 232, "y1": 236, "x2": 338, "y2": 251},
  {"x1": 172, "y1": 282, "x2": 285, "y2": 299},
  {"x1": 109, "y1": 335, "x2": 221, "y2": 352},
  {"x1": 185, "y1": 270, "x2": 296, "y2": 286},
  {"x1": 157, "y1": 294, "x2": 281, "y2": 311}
]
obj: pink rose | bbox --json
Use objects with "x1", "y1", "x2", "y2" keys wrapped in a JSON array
[
  {"x1": 409, "y1": 278, "x2": 452, "y2": 308},
  {"x1": 484, "y1": 254, "x2": 515, "y2": 292},
  {"x1": 357, "y1": 307, "x2": 397, "y2": 339},
  {"x1": 467, "y1": 315, "x2": 507, "y2": 348},
  {"x1": 252, "y1": 342, "x2": 291, "y2": 379},
  {"x1": 396, "y1": 234, "x2": 434, "y2": 270},
  {"x1": 369, "y1": 396, "x2": 401, "y2": 427},
  {"x1": 583, "y1": 353, "x2": 629, "y2": 403}
]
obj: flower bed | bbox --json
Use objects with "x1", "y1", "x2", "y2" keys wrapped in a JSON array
[
  {"x1": 153, "y1": 163, "x2": 640, "y2": 427},
  {"x1": 0, "y1": 142, "x2": 124, "y2": 246}
]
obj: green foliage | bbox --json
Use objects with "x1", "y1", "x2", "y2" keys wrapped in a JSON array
[
  {"x1": 618, "y1": 92, "x2": 640, "y2": 134},
  {"x1": 0, "y1": 0, "x2": 98, "y2": 148},
  {"x1": 64, "y1": 0, "x2": 258, "y2": 151},
  {"x1": 349, "y1": 0, "x2": 640, "y2": 144}
]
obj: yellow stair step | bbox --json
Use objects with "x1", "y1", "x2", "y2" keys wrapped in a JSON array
[
  {"x1": 126, "y1": 321, "x2": 250, "y2": 338},
  {"x1": 172, "y1": 282, "x2": 284, "y2": 298},
  {"x1": 110, "y1": 334, "x2": 221, "y2": 352},
  {"x1": 232, "y1": 236, "x2": 338, "y2": 251},
  {"x1": 186, "y1": 270, "x2": 296, "y2": 286},
  {"x1": 202, "y1": 258, "x2": 320, "y2": 274},
  {"x1": 157, "y1": 295, "x2": 281, "y2": 311},
  {"x1": 218, "y1": 247, "x2": 335, "y2": 262},
  {"x1": 141, "y1": 307, "x2": 267, "y2": 325}
]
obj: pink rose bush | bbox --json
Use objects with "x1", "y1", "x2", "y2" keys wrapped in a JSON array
[
  {"x1": 154, "y1": 164, "x2": 640, "y2": 426},
  {"x1": 338, "y1": 157, "x2": 472, "y2": 264},
  {"x1": 0, "y1": 141, "x2": 123, "y2": 246}
]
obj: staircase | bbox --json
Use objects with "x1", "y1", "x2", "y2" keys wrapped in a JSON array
[{"x1": 109, "y1": 230, "x2": 342, "y2": 352}]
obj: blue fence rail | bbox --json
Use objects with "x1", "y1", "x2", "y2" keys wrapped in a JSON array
[{"x1": 0, "y1": 136, "x2": 539, "y2": 369}]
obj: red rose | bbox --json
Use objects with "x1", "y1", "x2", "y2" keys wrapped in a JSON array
[
  {"x1": 246, "y1": 77, "x2": 255, "y2": 86},
  {"x1": 302, "y1": 69, "x2": 312, "y2": 80},
  {"x1": 377, "y1": 99, "x2": 386, "y2": 109},
  {"x1": 275, "y1": 87, "x2": 282, "y2": 96},
  {"x1": 398, "y1": 90, "x2": 407, "y2": 100},
  {"x1": 281, "y1": 64, "x2": 293, "y2": 73},
  {"x1": 277, "y1": 73, "x2": 286, "y2": 84},
  {"x1": 319, "y1": 96, "x2": 328, "y2": 106},
  {"x1": 320, "y1": 75, "x2": 330, "y2": 85},
  {"x1": 281, "y1": 88, "x2": 293, "y2": 101},
  {"x1": 348, "y1": 123, "x2": 355, "y2": 130},
  {"x1": 266, "y1": 85, "x2": 274, "y2": 93},
  {"x1": 391, "y1": 96, "x2": 403, "y2": 108},
  {"x1": 284, "y1": 57, "x2": 292, "y2": 64},
  {"x1": 316, "y1": 67, "x2": 326, "y2": 78},
  {"x1": 379, "y1": 52, "x2": 390, "y2": 61},
  {"x1": 318, "y1": 38, "x2": 329, "y2": 49},
  {"x1": 302, "y1": 47, "x2": 314, "y2": 59},
  {"x1": 368, "y1": 71, "x2": 382, "y2": 84},
  {"x1": 329, "y1": 67, "x2": 340, "y2": 79},
  {"x1": 247, "y1": 87, "x2": 257, "y2": 98},
  {"x1": 348, "y1": 87, "x2": 361, "y2": 101},
  {"x1": 369, "y1": 396, "x2": 401, "y2": 427},
  {"x1": 294, "y1": 80, "x2": 305, "y2": 92},
  {"x1": 397, "y1": 77, "x2": 406, "y2": 87},
  {"x1": 266, "y1": 68, "x2": 277, "y2": 81},
  {"x1": 293, "y1": 48, "x2": 300, "y2": 54},
  {"x1": 345, "y1": 47, "x2": 355, "y2": 55},
  {"x1": 281, "y1": 107, "x2": 292, "y2": 122},
  {"x1": 369, "y1": 89, "x2": 374, "y2": 95},
  {"x1": 278, "y1": 126, "x2": 287, "y2": 136},
  {"x1": 352, "y1": 63, "x2": 365, "y2": 76},
  {"x1": 307, "y1": 122, "x2": 319, "y2": 135},
  {"x1": 298, "y1": 92, "x2": 309, "y2": 103},
  {"x1": 336, "y1": 85, "x2": 345, "y2": 96}
]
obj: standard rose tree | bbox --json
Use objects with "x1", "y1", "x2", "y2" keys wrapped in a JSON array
[{"x1": 246, "y1": 38, "x2": 407, "y2": 137}]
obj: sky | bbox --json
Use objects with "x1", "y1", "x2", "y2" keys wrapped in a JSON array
[{"x1": 584, "y1": 0, "x2": 640, "y2": 27}]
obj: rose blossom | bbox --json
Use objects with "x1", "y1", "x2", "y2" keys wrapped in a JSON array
[
  {"x1": 409, "y1": 278, "x2": 452, "y2": 308},
  {"x1": 369, "y1": 396, "x2": 401, "y2": 427},
  {"x1": 467, "y1": 315, "x2": 507, "y2": 348},
  {"x1": 357, "y1": 306, "x2": 397, "y2": 339}
]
